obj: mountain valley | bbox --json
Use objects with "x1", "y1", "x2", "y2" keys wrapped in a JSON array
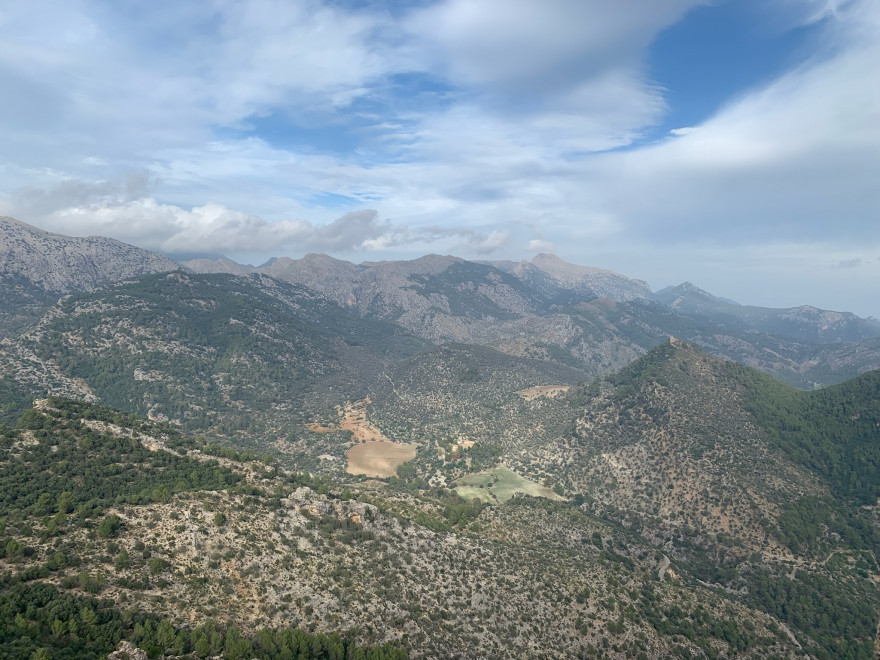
[{"x1": 0, "y1": 217, "x2": 879, "y2": 659}]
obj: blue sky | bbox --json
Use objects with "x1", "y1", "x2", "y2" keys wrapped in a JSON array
[{"x1": 0, "y1": 0, "x2": 878, "y2": 316}]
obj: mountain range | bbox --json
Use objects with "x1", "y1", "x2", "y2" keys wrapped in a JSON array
[
  {"x1": 0, "y1": 215, "x2": 879, "y2": 659},
  {"x1": 3, "y1": 216, "x2": 880, "y2": 390}
]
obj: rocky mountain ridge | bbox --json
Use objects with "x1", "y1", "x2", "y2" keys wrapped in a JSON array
[
  {"x1": 3, "y1": 216, "x2": 880, "y2": 391},
  {"x1": 0, "y1": 216, "x2": 180, "y2": 293},
  {"x1": 655, "y1": 281, "x2": 880, "y2": 343}
]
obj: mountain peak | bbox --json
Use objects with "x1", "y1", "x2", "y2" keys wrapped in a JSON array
[
  {"x1": 0, "y1": 216, "x2": 180, "y2": 293},
  {"x1": 531, "y1": 252, "x2": 612, "y2": 278},
  {"x1": 654, "y1": 281, "x2": 743, "y2": 313},
  {"x1": 527, "y1": 253, "x2": 651, "y2": 301}
]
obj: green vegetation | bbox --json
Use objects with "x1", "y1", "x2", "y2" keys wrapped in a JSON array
[
  {"x1": 0, "y1": 377, "x2": 38, "y2": 428},
  {"x1": 775, "y1": 496, "x2": 880, "y2": 556},
  {"x1": 0, "y1": 401, "x2": 240, "y2": 521},
  {"x1": 733, "y1": 364, "x2": 880, "y2": 504},
  {"x1": 0, "y1": 581, "x2": 408, "y2": 659},
  {"x1": 455, "y1": 466, "x2": 563, "y2": 504},
  {"x1": 749, "y1": 568, "x2": 879, "y2": 660},
  {"x1": 27, "y1": 272, "x2": 425, "y2": 439},
  {"x1": 606, "y1": 339, "x2": 676, "y2": 395}
]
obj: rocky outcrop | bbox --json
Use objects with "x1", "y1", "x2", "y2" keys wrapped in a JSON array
[{"x1": 0, "y1": 216, "x2": 180, "y2": 293}]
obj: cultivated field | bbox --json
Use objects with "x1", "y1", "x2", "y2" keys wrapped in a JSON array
[
  {"x1": 455, "y1": 465, "x2": 563, "y2": 503},
  {"x1": 346, "y1": 441, "x2": 418, "y2": 478},
  {"x1": 515, "y1": 385, "x2": 571, "y2": 401}
]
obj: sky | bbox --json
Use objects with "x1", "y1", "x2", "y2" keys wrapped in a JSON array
[{"x1": 0, "y1": 0, "x2": 878, "y2": 316}]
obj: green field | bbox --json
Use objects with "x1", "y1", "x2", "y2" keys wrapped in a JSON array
[{"x1": 455, "y1": 465, "x2": 564, "y2": 504}]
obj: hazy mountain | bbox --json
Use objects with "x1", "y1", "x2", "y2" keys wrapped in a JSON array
[
  {"x1": 656, "y1": 281, "x2": 880, "y2": 343},
  {"x1": 178, "y1": 255, "x2": 253, "y2": 275},
  {"x1": 187, "y1": 252, "x2": 543, "y2": 342},
  {"x1": 182, "y1": 248, "x2": 880, "y2": 386},
  {"x1": 653, "y1": 281, "x2": 743, "y2": 315},
  {"x1": 517, "y1": 253, "x2": 652, "y2": 301},
  {"x1": 3, "y1": 216, "x2": 880, "y2": 391}
]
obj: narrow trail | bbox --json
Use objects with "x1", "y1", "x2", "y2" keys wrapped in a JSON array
[
  {"x1": 657, "y1": 555, "x2": 670, "y2": 581},
  {"x1": 382, "y1": 371, "x2": 405, "y2": 401}
]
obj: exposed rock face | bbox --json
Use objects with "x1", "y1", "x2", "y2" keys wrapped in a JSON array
[
  {"x1": 188, "y1": 252, "x2": 541, "y2": 341},
  {"x1": 107, "y1": 641, "x2": 149, "y2": 660},
  {"x1": 179, "y1": 256, "x2": 252, "y2": 275},
  {"x1": 6, "y1": 217, "x2": 880, "y2": 389},
  {"x1": 0, "y1": 216, "x2": 180, "y2": 293}
]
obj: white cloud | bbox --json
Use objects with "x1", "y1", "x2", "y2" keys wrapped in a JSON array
[
  {"x1": 405, "y1": 0, "x2": 701, "y2": 149},
  {"x1": 526, "y1": 239, "x2": 556, "y2": 252},
  {"x1": 569, "y1": 0, "x2": 880, "y2": 246},
  {"x1": 28, "y1": 192, "x2": 517, "y2": 258},
  {"x1": 0, "y1": 0, "x2": 878, "y2": 314},
  {"x1": 0, "y1": 0, "x2": 391, "y2": 172},
  {"x1": 407, "y1": 0, "x2": 696, "y2": 91},
  {"x1": 42, "y1": 200, "x2": 392, "y2": 254}
]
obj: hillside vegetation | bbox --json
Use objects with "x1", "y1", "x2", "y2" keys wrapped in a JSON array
[
  {"x1": 0, "y1": 221, "x2": 879, "y2": 659},
  {"x1": 0, "y1": 398, "x2": 815, "y2": 659}
]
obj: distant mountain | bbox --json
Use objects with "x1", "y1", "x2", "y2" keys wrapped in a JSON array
[
  {"x1": 513, "y1": 253, "x2": 652, "y2": 301},
  {"x1": 187, "y1": 253, "x2": 543, "y2": 342},
  {"x1": 4, "y1": 217, "x2": 879, "y2": 389},
  {"x1": 178, "y1": 255, "x2": 252, "y2": 275},
  {"x1": 654, "y1": 281, "x2": 742, "y2": 315},
  {"x1": 655, "y1": 281, "x2": 880, "y2": 343},
  {"x1": 0, "y1": 216, "x2": 181, "y2": 333},
  {"x1": 185, "y1": 250, "x2": 880, "y2": 375},
  {"x1": 0, "y1": 216, "x2": 179, "y2": 292}
]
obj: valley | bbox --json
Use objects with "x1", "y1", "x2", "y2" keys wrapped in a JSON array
[{"x1": 0, "y1": 217, "x2": 878, "y2": 659}]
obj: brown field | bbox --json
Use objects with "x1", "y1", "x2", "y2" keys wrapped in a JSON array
[
  {"x1": 346, "y1": 441, "x2": 418, "y2": 478},
  {"x1": 307, "y1": 398, "x2": 389, "y2": 442},
  {"x1": 338, "y1": 399, "x2": 388, "y2": 442},
  {"x1": 515, "y1": 385, "x2": 571, "y2": 401}
]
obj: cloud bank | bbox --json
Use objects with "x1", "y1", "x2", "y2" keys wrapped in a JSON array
[{"x1": 0, "y1": 0, "x2": 877, "y2": 313}]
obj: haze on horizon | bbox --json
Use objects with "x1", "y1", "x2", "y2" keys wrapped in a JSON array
[{"x1": 0, "y1": 0, "x2": 877, "y2": 317}]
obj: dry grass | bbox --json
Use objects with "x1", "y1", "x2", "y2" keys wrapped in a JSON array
[
  {"x1": 515, "y1": 385, "x2": 571, "y2": 401},
  {"x1": 346, "y1": 441, "x2": 417, "y2": 477},
  {"x1": 308, "y1": 398, "x2": 390, "y2": 442}
]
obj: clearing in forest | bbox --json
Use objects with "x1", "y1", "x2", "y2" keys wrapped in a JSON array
[
  {"x1": 455, "y1": 466, "x2": 563, "y2": 504},
  {"x1": 307, "y1": 398, "x2": 388, "y2": 442},
  {"x1": 515, "y1": 385, "x2": 571, "y2": 401},
  {"x1": 346, "y1": 441, "x2": 418, "y2": 478}
]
